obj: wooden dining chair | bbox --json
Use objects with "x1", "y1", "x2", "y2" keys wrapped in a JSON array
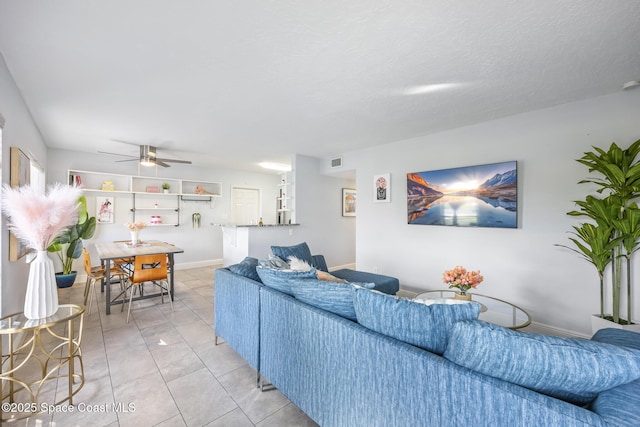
[
  {"x1": 82, "y1": 248, "x2": 127, "y2": 315},
  {"x1": 125, "y1": 253, "x2": 174, "y2": 323},
  {"x1": 112, "y1": 240, "x2": 135, "y2": 275}
]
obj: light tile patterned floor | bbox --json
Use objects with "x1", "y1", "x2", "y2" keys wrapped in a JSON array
[{"x1": 19, "y1": 266, "x2": 318, "y2": 427}]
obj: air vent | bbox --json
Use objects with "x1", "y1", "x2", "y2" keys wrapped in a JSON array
[{"x1": 331, "y1": 157, "x2": 343, "y2": 168}]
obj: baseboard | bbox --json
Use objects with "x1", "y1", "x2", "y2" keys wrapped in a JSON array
[
  {"x1": 329, "y1": 263, "x2": 356, "y2": 271},
  {"x1": 525, "y1": 321, "x2": 587, "y2": 339},
  {"x1": 174, "y1": 259, "x2": 223, "y2": 270}
]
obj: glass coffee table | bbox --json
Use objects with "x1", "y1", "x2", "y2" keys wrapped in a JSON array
[{"x1": 414, "y1": 290, "x2": 531, "y2": 330}]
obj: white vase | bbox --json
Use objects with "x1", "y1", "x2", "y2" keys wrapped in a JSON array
[
  {"x1": 24, "y1": 250, "x2": 59, "y2": 319},
  {"x1": 130, "y1": 230, "x2": 139, "y2": 244}
]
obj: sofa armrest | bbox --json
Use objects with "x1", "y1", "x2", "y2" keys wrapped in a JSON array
[
  {"x1": 312, "y1": 254, "x2": 328, "y2": 272},
  {"x1": 213, "y1": 268, "x2": 262, "y2": 371}
]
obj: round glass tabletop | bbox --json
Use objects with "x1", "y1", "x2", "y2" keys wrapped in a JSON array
[{"x1": 414, "y1": 290, "x2": 531, "y2": 330}]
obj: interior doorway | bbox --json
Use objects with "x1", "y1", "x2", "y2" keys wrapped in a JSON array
[{"x1": 231, "y1": 187, "x2": 261, "y2": 225}]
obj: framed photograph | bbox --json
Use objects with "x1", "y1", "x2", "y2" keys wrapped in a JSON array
[
  {"x1": 97, "y1": 196, "x2": 115, "y2": 224},
  {"x1": 407, "y1": 161, "x2": 517, "y2": 228},
  {"x1": 9, "y1": 147, "x2": 31, "y2": 260},
  {"x1": 373, "y1": 173, "x2": 390, "y2": 203},
  {"x1": 342, "y1": 188, "x2": 356, "y2": 217}
]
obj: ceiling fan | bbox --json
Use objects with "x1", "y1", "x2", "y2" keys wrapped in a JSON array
[{"x1": 99, "y1": 144, "x2": 192, "y2": 168}]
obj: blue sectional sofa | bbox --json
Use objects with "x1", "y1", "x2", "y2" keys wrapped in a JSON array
[{"x1": 214, "y1": 262, "x2": 640, "y2": 427}]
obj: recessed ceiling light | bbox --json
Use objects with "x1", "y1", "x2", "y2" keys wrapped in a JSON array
[
  {"x1": 259, "y1": 162, "x2": 292, "y2": 172},
  {"x1": 402, "y1": 83, "x2": 463, "y2": 96},
  {"x1": 623, "y1": 81, "x2": 640, "y2": 90}
]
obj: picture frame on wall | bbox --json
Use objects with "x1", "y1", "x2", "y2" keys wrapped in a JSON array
[
  {"x1": 342, "y1": 188, "x2": 356, "y2": 217},
  {"x1": 9, "y1": 147, "x2": 31, "y2": 261},
  {"x1": 373, "y1": 173, "x2": 391, "y2": 203},
  {"x1": 97, "y1": 196, "x2": 115, "y2": 224},
  {"x1": 407, "y1": 160, "x2": 517, "y2": 228}
]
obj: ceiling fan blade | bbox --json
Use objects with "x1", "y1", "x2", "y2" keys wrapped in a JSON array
[
  {"x1": 98, "y1": 150, "x2": 137, "y2": 158},
  {"x1": 115, "y1": 158, "x2": 140, "y2": 163},
  {"x1": 156, "y1": 158, "x2": 192, "y2": 164},
  {"x1": 156, "y1": 159, "x2": 171, "y2": 167}
]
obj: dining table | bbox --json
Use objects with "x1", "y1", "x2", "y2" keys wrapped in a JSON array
[{"x1": 94, "y1": 240, "x2": 184, "y2": 314}]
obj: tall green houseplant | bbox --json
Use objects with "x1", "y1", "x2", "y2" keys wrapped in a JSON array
[
  {"x1": 47, "y1": 195, "x2": 96, "y2": 274},
  {"x1": 560, "y1": 139, "x2": 640, "y2": 325}
]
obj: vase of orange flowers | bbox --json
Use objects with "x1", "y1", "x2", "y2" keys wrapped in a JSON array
[{"x1": 442, "y1": 265, "x2": 484, "y2": 301}]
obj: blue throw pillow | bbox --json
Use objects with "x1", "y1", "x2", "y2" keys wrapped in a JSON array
[
  {"x1": 271, "y1": 242, "x2": 315, "y2": 268},
  {"x1": 227, "y1": 257, "x2": 261, "y2": 282},
  {"x1": 289, "y1": 278, "x2": 359, "y2": 320},
  {"x1": 256, "y1": 266, "x2": 317, "y2": 296},
  {"x1": 443, "y1": 320, "x2": 640, "y2": 405},
  {"x1": 353, "y1": 287, "x2": 481, "y2": 355}
]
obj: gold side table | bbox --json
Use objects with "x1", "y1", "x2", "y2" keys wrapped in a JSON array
[{"x1": 1, "y1": 304, "x2": 85, "y2": 422}]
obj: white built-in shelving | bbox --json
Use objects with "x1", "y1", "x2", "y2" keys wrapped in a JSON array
[{"x1": 68, "y1": 170, "x2": 222, "y2": 227}]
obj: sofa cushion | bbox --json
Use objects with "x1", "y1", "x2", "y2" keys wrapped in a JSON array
[
  {"x1": 443, "y1": 320, "x2": 640, "y2": 405},
  {"x1": 352, "y1": 287, "x2": 481, "y2": 355},
  {"x1": 271, "y1": 242, "x2": 315, "y2": 268},
  {"x1": 256, "y1": 266, "x2": 317, "y2": 296},
  {"x1": 591, "y1": 328, "x2": 640, "y2": 351},
  {"x1": 227, "y1": 257, "x2": 261, "y2": 282},
  {"x1": 331, "y1": 269, "x2": 399, "y2": 295},
  {"x1": 289, "y1": 278, "x2": 359, "y2": 320}
]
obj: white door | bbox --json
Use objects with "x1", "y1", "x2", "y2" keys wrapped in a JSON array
[{"x1": 231, "y1": 187, "x2": 260, "y2": 225}]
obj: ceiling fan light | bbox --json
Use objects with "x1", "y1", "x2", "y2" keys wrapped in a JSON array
[{"x1": 140, "y1": 155, "x2": 155, "y2": 167}]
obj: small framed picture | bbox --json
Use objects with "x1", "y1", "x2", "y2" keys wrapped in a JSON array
[
  {"x1": 97, "y1": 196, "x2": 115, "y2": 224},
  {"x1": 373, "y1": 173, "x2": 390, "y2": 203},
  {"x1": 342, "y1": 188, "x2": 356, "y2": 217}
]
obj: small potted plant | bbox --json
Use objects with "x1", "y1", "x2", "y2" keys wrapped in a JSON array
[
  {"x1": 162, "y1": 183, "x2": 171, "y2": 194},
  {"x1": 47, "y1": 195, "x2": 96, "y2": 288}
]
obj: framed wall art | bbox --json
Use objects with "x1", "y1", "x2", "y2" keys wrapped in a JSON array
[
  {"x1": 373, "y1": 173, "x2": 390, "y2": 203},
  {"x1": 9, "y1": 147, "x2": 31, "y2": 260},
  {"x1": 407, "y1": 161, "x2": 517, "y2": 228},
  {"x1": 97, "y1": 196, "x2": 115, "y2": 224},
  {"x1": 342, "y1": 188, "x2": 356, "y2": 217}
]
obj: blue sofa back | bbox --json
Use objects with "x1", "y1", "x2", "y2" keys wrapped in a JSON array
[{"x1": 258, "y1": 286, "x2": 611, "y2": 427}]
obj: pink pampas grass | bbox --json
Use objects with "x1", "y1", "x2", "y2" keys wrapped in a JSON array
[{"x1": 1, "y1": 184, "x2": 82, "y2": 251}]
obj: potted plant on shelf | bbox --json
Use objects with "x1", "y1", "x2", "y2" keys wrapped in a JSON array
[
  {"x1": 558, "y1": 139, "x2": 640, "y2": 332},
  {"x1": 162, "y1": 183, "x2": 170, "y2": 194},
  {"x1": 47, "y1": 195, "x2": 96, "y2": 288}
]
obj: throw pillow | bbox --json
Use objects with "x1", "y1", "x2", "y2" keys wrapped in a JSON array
[
  {"x1": 289, "y1": 278, "x2": 359, "y2": 320},
  {"x1": 227, "y1": 257, "x2": 261, "y2": 282},
  {"x1": 271, "y1": 242, "x2": 315, "y2": 268},
  {"x1": 591, "y1": 328, "x2": 640, "y2": 351},
  {"x1": 256, "y1": 266, "x2": 317, "y2": 296},
  {"x1": 353, "y1": 287, "x2": 481, "y2": 355},
  {"x1": 258, "y1": 254, "x2": 290, "y2": 270},
  {"x1": 443, "y1": 320, "x2": 640, "y2": 405}
]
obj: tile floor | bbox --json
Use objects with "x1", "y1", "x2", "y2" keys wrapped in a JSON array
[{"x1": 16, "y1": 266, "x2": 318, "y2": 427}]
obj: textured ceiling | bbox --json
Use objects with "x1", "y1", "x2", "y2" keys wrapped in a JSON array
[{"x1": 0, "y1": 1, "x2": 639, "y2": 172}]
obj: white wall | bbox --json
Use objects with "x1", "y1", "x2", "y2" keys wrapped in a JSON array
[
  {"x1": 0, "y1": 53, "x2": 49, "y2": 316},
  {"x1": 340, "y1": 90, "x2": 640, "y2": 336},
  {"x1": 292, "y1": 154, "x2": 356, "y2": 268},
  {"x1": 46, "y1": 148, "x2": 283, "y2": 268}
]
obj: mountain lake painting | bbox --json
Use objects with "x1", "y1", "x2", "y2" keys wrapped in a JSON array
[{"x1": 407, "y1": 161, "x2": 517, "y2": 228}]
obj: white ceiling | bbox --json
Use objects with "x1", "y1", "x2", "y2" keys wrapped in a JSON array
[{"x1": 0, "y1": 1, "x2": 639, "y2": 172}]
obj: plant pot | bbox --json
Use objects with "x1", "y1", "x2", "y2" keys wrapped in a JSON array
[
  {"x1": 591, "y1": 314, "x2": 640, "y2": 334},
  {"x1": 55, "y1": 271, "x2": 77, "y2": 288}
]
